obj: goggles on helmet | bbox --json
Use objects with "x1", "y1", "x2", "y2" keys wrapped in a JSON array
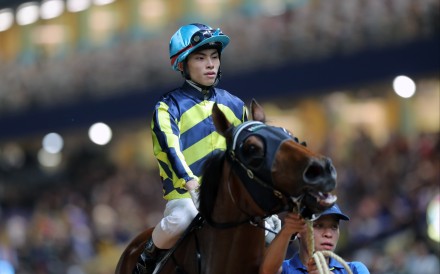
[
  {"x1": 190, "y1": 28, "x2": 225, "y2": 46},
  {"x1": 170, "y1": 28, "x2": 225, "y2": 68}
]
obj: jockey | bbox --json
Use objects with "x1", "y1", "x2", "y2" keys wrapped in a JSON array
[{"x1": 134, "y1": 23, "x2": 248, "y2": 274}]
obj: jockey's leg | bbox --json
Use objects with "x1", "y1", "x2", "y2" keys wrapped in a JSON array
[
  {"x1": 134, "y1": 198, "x2": 198, "y2": 273},
  {"x1": 153, "y1": 198, "x2": 198, "y2": 249}
]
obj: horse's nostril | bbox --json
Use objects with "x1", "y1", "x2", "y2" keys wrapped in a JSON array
[
  {"x1": 303, "y1": 161, "x2": 325, "y2": 182},
  {"x1": 303, "y1": 158, "x2": 337, "y2": 183}
]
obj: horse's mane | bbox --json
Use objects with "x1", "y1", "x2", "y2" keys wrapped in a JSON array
[{"x1": 198, "y1": 151, "x2": 225, "y2": 218}]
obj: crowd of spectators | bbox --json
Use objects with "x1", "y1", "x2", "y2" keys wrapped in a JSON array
[
  {"x1": 0, "y1": 127, "x2": 438, "y2": 274},
  {"x1": 0, "y1": 0, "x2": 439, "y2": 273},
  {"x1": 0, "y1": 0, "x2": 438, "y2": 115}
]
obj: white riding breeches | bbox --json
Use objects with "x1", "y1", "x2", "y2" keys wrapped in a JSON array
[
  {"x1": 151, "y1": 198, "x2": 280, "y2": 249},
  {"x1": 152, "y1": 198, "x2": 198, "y2": 249}
]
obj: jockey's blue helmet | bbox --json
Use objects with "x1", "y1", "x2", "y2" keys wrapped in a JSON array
[{"x1": 169, "y1": 23, "x2": 230, "y2": 71}]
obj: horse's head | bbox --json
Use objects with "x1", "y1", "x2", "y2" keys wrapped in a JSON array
[{"x1": 212, "y1": 99, "x2": 337, "y2": 219}]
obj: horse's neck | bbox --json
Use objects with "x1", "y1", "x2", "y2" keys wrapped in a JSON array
[
  {"x1": 203, "y1": 176, "x2": 266, "y2": 273},
  {"x1": 184, "y1": 166, "x2": 266, "y2": 274},
  {"x1": 203, "y1": 186, "x2": 266, "y2": 274}
]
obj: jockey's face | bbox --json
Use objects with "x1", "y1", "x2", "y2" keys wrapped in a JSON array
[{"x1": 185, "y1": 48, "x2": 220, "y2": 86}]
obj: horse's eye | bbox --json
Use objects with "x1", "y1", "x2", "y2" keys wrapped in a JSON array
[
  {"x1": 241, "y1": 137, "x2": 265, "y2": 167},
  {"x1": 242, "y1": 137, "x2": 263, "y2": 155},
  {"x1": 246, "y1": 144, "x2": 257, "y2": 153},
  {"x1": 242, "y1": 144, "x2": 259, "y2": 157}
]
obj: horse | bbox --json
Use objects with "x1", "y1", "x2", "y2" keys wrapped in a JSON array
[{"x1": 115, "y1": 99, "x2": 338, "y2": 274}]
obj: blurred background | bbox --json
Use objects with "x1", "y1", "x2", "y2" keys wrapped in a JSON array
[{"x1": 0, "y1": 0, "x2": 439, "y2": 273}]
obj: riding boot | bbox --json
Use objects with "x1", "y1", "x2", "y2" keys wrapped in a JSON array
[{"x1": 134, "y1": 237, "x2": 159, "y2": 274}]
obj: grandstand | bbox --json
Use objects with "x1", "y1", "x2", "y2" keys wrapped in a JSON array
[{"x1": 0, "y1": 1, "x2": 438, "y2": 273}]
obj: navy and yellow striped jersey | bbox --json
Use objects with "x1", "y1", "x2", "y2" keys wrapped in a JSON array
[{"x1": 151, "y1": 81, "x2": 247, "y2": 200}]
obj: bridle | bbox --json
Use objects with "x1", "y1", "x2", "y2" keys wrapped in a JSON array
[{"x1": 204, "y1": 121, "x2": 309, "y2": 229}]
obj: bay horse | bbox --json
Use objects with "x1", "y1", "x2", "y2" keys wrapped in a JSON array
[{"x1": 115, "y1": 99, "x2": 337, "y2": 274}]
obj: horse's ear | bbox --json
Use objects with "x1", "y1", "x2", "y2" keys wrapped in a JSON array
[
  {"x1": 212, "y1": 103, "x2": 232, "y2": 139},
  {"x1": 250, "y1": 98, "x2": 266, "y2": 122}
]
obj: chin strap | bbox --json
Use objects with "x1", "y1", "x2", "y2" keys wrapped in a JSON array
[{"x1": 186, "y1": 79, "x2": 216, "y2": 95}]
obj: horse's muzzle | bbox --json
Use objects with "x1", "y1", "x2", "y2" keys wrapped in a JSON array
[{"x1": 303, "y1": 157, "x2": 337, "y2": 192}]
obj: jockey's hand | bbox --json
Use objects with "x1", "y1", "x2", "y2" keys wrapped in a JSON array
[
  {"x1": 264, "y1": 214, "x2": 282, "y2": 245},
  {"x1": 185, "y1": 178, "x2": 199, "y2": 191},
  {"x1": 185, "y1": 178, "x2": 200, "y2": 209},
  {"x1": 265, "y1": 214, "x2": 282, "y2": 233}
]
